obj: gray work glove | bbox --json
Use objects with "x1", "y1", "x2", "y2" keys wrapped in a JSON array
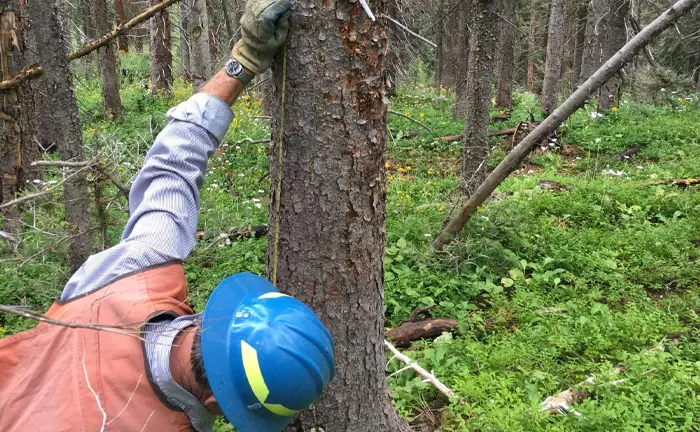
[{"x1": 231, "y1": 0, "x2": 292, "y2": 75}]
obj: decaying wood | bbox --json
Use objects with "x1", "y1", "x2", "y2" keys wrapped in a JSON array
[
  {"x1": 386, "y1": 318, "x2": 460, "y2": 348},
  {"x1": 538, "y1": 180, "x2": 569, "y2": 192},
  {"x1": 617, "y1": 146, "x2": 645, "y2": 160},
  {"x1": 433, "y1": 0, "x2": 700, "y2": 251},
  {"x1": 648, "y1": 178, "x2": 700, "y2": 187},
  {"x1": 0, "y1": 0, "x2": 182, "y2": 91},
  {"x1": 385, "y1": 340, "x2": 455, "y2": 398}
]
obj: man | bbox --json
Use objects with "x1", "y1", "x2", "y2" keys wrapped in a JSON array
[{"x1": 0, "y1": 1, "x2": 335, "y2": 431}]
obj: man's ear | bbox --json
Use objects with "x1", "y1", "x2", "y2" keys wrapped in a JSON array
[{"x1": 204, "y1": 393, "x2": 223, "y2": 416}]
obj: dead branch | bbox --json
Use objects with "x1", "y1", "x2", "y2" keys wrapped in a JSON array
[
  {"x1": 0, "y1": 163, "x2": 95, "y2": 210},
  {"x1": 31, "y1": 160, "x2": 92, "y2": 168},
  {"x1": 433, "y1": 0, "x2": 700, "y2": 251},
  {"x1": 0, "y1": 0, "x2": 183, "y2": 91},
  {"x1": 440, "y1": 128, "x2": 519, "y2": 142},
  {"x1": 388, "y1": 110, "x2": 433, "y2": 131},
  {"x1": 82, "y1": 348, "x2": 108, "y2": 431},
  {"x1": 648, "y1": 178, "x2": 700, "y2": 187},
  {"x1": 385, "y1": 340, "x2": 455, "y2": 398},
  {"x1": 379, "y1": 14, "x2": 437, "y2": 48},
  {"x1": 94, "y1": 165, "x2": 131, "y2": 200},
  {"x1": 386, "y1": 318, "x2": 460, "y2": 348},
  {"x1": 32, "y1": 159, "x2": 131, "y2": 200},
  {"x1": 196, "y1": 225, "x2": 269, "y2": 241}
]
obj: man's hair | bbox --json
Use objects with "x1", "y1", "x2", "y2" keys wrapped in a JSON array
[{"x1": 191, "y1": 328, "x2": 211, "y2": 390}]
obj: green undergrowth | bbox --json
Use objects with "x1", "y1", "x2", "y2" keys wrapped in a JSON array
[{"x1": 1, "y1": 73, "x2": 699, "y2": 431}]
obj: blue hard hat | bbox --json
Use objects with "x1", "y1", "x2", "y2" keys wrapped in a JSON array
[{"x1": 201, "y1": 273, "x2": 335, "y2": 432}]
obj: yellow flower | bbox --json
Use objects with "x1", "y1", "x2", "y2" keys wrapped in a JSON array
[
  {"x1": 477, "y1": 205, "x2": 486, "y2": 213},
  {"x1": 257, "y1": 148, "x2": 263, "y2": 153},
  {"x1": 397, "y1": 167, "x2": 405, "y2": 173},
  {"x1": 406, "y1": 166, "x2": 412, "y2": 171},
  {"x1": 385, "y1": 162, "x2": 391, "y2": 168},
  {"x1": 427, "y1": 169, "x2": 434, "y2": 175},
  {"x1": 611, "y1": 107, "x2": 619, "y2": 112},
  {"x1": 419, "y1": 113, "x2": 425, "y2": 118}
]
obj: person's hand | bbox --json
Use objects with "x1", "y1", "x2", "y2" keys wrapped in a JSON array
[{"x1": 231, "y1": 0, "x2": 292, "y2": 75}]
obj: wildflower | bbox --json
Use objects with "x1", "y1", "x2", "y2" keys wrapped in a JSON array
[
  {"x1": 611, "y1": 107, "x2": 619, "y2": 112},
  {"x1": 257, "y1": 148, "x2": 263, "y2": 153},
  {"x1": 650, "y1": 173, "x2": 658, "y2": 179},
  {"x1": 33, "y1": 179, "x2": 41, "y2": 184},
  {"x1": 419, "y1": 113, "x2": 425, "y2": 118},
  {"x1": 238, "y1": 173, "x2": 245, "y2": 177},
  {"x1": 385, "y1": 162, "x2": 391, "y2": 168},
  {"x1": 397, "y1": 167, "x2": 405, "y2": 173},
  {"x1": 636, "y1": 166, "x2": 644, "y2": 170},
  {"x1": 258, "y1": 189, "x2": 265, "y2": 194},
  {"x1": 595, "y1": 138, "x2": 602, "y2": 143},
  {"x1": 660, "y1": 88, "x2": 666, "y2": 92},
  {"x1": 424, "y1": 233, "x2": 432, "y2": 237},
  {"x1": 255, "y1": 203, "x2": 262, "y2": 209},
  {"x1": 406, "y1": 166, "x2": 412, "y2": 171},
  {"x1": 427, "y1": 169, "x2": 434, "y2": 175}
]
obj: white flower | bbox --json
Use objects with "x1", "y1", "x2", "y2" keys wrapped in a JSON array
[
  {"x1": 258, "y1": 189, "x2": 265, "y2": 194},
  {"x1": 575, "y1": 157, "x2": 581, "y2": 160},
  {"x1": 235, "y1": 146, "x2": 241, "y2": 150},
  {"x1": 602, "y1": 169, "x2": 625, "y2": 177},
  {"x1": 33, "y1": 179, "x2": 41, "y2": 184},
  {"x1": 238, "y1": 173, "x2": 245, "y2": 177},
  {"x1": 636, "y1": 166, "x2": 644, "y2": 170},
  {"x1": 252, "y1": 198, "x2": 261, "y2": 203},
  {"x1": 47, "y1": 180, "x2": 58, "y2": 185},
  {"x1": 424, "y1": 233, "x2": 432, "y2": 237},
  {"x1": 595, "y1": 138, "x2": 602, "y2": 143},
  {"x1": 255, "y1": 203, "x2": 262, "y2": 209},
  {"x1": 650, "y1": 174, "x2": 658, "y2": 179},
  {"x1": 212, "y1": 183, "x2": 219, "y2": 188},
  {"x1": 660, "y1": 88, "x2": 666, "y2": 92}
]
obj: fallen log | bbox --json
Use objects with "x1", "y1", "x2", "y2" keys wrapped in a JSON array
[
  {"x1": 385, "y1": 318, "x2": 460, "y2": 348},
  {"x1": 440, "y1": 128, "x2": 519, "y2": 142}
]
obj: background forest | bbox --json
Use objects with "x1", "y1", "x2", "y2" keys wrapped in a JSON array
[{"x1": 1, "y1": 0, "x2": 699, "y2": 431}]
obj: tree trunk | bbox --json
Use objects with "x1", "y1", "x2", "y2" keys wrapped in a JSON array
[
  {"x1": 179, "y1": 1, "x2": 192, "y2": 80},
  {"x1": 182, "y1": 0, "x2": 211, "y2": 91},
  {"x1": 452, "y1": 0, "x2": 471, "y2": 120},
  {"x1": 598, "y1": 0, "x2": 629, "y2": 111},
  {"x1": 572, "y1": 0, "x2": 587, "y2": 85},
  {"x1": 541, "y1": 0, "x2": 567, "y2": 116},
  {"x1": 435, "y1": 0, "x2": 444, "y2": 95},
  {"x1": 268, "y1": 1, "x2": 411, "y2": 430},
  {"x1": 218, "y1": 0, "x2": 234, "y2": 45},
  {"x1": 527, "y1": 0, "x2": 538, "y2": 93},
  {"x1": 495, "y1": 3, "x2": 516, "y2": 110},
  {"x1": 580, "y1": 0, "x2": 605, "y2": 83},
  {"x1": 94, "y1": 0, "x2": 123, "y2": 120},
  {"x1": 28, "y1": 0, "x2": 93, "y2": 269},
  {"x1": 150, "y1": 0, "x2": 173, "y2": 94},
  {"x1": 79, "y1": 0, "x2": 98, "y2": 79},
  {"x1": 462, "y1": 0, "x2": 499, "y2": 196},
  {"x1": 115, "y1": 0, "x2": 129, "y2": 52}
]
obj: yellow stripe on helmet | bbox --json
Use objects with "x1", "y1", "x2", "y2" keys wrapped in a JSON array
[{"x1": 241, "y1": 341, "x2": 300, "y2": 417}]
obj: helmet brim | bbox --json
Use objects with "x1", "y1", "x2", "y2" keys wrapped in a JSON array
[{"x1": 200, "y1": 273, "x2": 293, "y2": 432}]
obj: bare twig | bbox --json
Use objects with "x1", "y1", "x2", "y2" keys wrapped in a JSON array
[
  {"x1": 388, "y1": 110, "x2": 433, "y2": 131},
  {"x1": 384, "y1": 340, "x2": 455, "y2": 398},
  {"x1": 31, "y1": 160, "x2": 92, "y2": 168},
  {"x1": 0, "y1": 164, "x2": 95, "y2": 210},
  {"x1": 380, "y1": 14, "x2": 437, "y2": 48},
  {"x1": 0, "y1": 231, "x2": 20, "y2": 244},
  {"x1": 94, "y1": 165, "x2": 131, "y2": 200},
  {"x1": 0, "y1": 0, "x2": 183, "y2": 91},
  {"x1": 82, "y1": 349, "x2": 108, "y2": 431}
]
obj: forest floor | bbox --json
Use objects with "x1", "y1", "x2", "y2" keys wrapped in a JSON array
[{"x1": 1, "y1": 59, "x2": 699, "y2": 431}]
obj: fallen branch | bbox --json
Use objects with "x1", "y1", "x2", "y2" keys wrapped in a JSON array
[
  {"x1": 0, "y1": 163, "x2": 95, "y2": 210},
  {"x1": 433, "y1": 0, "x2": 700, "y2": 250},
  {"x1": 440, "y1": 128, "x2": 519, "y2": 142},
  {"x1": 385, "y1": 340, "x2": 455, "y2": 398},
  {"x1": 386, "y1": 318, "x2": 459, "y2": 348},
  {"x1": 388, "y1": 110, "x2": 433, "y2": 131},
  {"x1": 0, "y1": 0, "x2": 182, "y2": 91},
  {"x1": 379, "y1": 14, "x2": 437, "y2": 48},
  {"x1": 648, "y1": 178, "x2": 700, "y2": 187},
  {"x1": 32, "y1": 159, "x2": 131, "y2": 200},
  {"x1": 0, "y1": 231, "x2": 20, "y2": 244}
]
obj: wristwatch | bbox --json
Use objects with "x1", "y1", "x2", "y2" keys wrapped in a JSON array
[{"x1": 225, "y1": 59, "x2": 253, "y2": 86}]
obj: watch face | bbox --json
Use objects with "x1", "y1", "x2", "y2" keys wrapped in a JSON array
[{"x1": 227, "y1": 60, "x2": 243, "y2": 76}]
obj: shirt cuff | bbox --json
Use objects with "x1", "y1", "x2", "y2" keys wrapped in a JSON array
[{"x1": 166, "y1": 93, "x2": 235, "y2": 144}]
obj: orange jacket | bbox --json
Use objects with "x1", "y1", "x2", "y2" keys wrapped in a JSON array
[{"x1": 0, "y1": 263, "x2": 197, "y2": 432}]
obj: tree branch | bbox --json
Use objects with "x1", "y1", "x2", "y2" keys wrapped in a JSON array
[
  {"x1": 433, "y1": 0, "x2": 700, "y2": 250},
  {"x1": 0, "y1": 0, "x2": 183, "y2": 91},
  {"x1": 385, "y1": 340, "x2": 455, "y2": 398},
  {"x1": 380, "y1": 14, "x2": 437, "y2": 48},
  {"x1": 388, "y1": 110, "x2": 433, "y2": 131},
  {"x1": 0, "y1": 163, "x2": 95, "y2": 210}
]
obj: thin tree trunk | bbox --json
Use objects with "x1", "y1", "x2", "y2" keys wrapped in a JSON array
[
  {"x1": 269, "y1": 1, "x2": 412, "y2": 430},
  {"x1": 461, "y1": 0, "x2": 499, "y2": 196},
  {"x1": 218, "y1": 0, "x2": 233, "y2": 45},
  {"x1": 435, "y1": 0, "x2": 700, "y2": 250},
  {"x1": 115, "y1": 0, "x2": 130, "y2": 52},
  {"x1": 179, "y1": 1, "x2": 192, "y2": 80},
  {"x1": 527, "y1": 0, "x2": 538, "y2": 93},
  {"x1": 182, "y1": 0, "x2": 211, "y2": 91},
  {"x1": 452, "y1": 0, "x2": 471, "y2": 120},
  {"x1": 94, "y1": 0, "x2": 123, "y2": 120},
  {"x1": 598, "y1": 0, "x2": 629, "y2": 111},
  {"x1": 150, "y1": 0, "x2": 173, "y2": 94},
  {"x1": 580, "y1": 0, "x2": 605, "y2": 83},
  {"x1": 28, "y1": 0, "x2": 92, "y2": 269},
  {"x1": 495, "y1": 4, "x2": 516, "y2": 110},
  {"x1": 435, "y1": 0, "x2": 445, "y2": 95},
  {"x1": 80, "y1": 0, "x2": 98, "y2": 79},
  {"x1": 572, "y1": 0, "x2": 587, "y2": 85},
  {"x1": 541, "y1": 0, "x2": 567, "y2": 116}
]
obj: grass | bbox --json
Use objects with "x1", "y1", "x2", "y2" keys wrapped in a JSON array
[{"x1": 1, "y1": 63, "x2": 699, "y2": 431}]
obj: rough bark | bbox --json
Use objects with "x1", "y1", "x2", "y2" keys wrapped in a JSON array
[
  {"x1": 115, "y1": 0, "x2": 130, "y2": 52},
  {"x1": 452, "y1": 0, "x2": 471, "y2": 120},
  {"x1": 218, "y1": 0, "x2": 234, "y2": 44},
  {"x1": 580, "y1": 0, "x2": 606, "y2": 83},
  {"x1": 435, "y1": 0, "x2": 445, "y2": 94},
  {"x1": 28, "y1": 0, "x2": 92, "y2": 269},
  {"x1": 461, "y1": 0, "x2": 499, "y2": 197},
  {"x1": 495, "y1": 3, "x2": 516, "y2": 110},
  {"x1": 94, "y1": 0, "x2": 123, "y2": 120},
  {"x1": 268, "y1": 1, "x2": 411, "y2": 430},
  {"x1": 541, "y1": 0, "x2": 567, "y2": 116},
  {"x1": 434, "y1": 0, "x2": 700, "y2": 250},
  {"x1": 79, "y1": 0, "x2": 98, "y2": 79},
  {"x1": 188, "y1": 0, "x2": 212, "y2": 91},
  {"x1": 150, "y1": 0, "x2": 173, "y2": 94},
  {"x1": 598, "y1": 0, "x2": 629, "y2": 111},
  {"x1": 526, "y1": 0, "x2": 538, "y2": 93},
  {"x1": 572, "y1": 0, "x2": 588, "y2": 84}
]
